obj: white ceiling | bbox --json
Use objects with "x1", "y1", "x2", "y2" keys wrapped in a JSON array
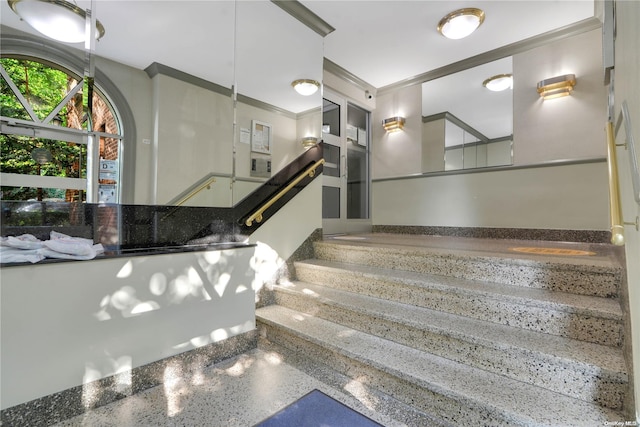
[
  {"x1": 303, "y1": 0, "x2": 595, "y2": 89},
  {"x1": 0, "y1": 0, "x2": 596, "y2": 116}
]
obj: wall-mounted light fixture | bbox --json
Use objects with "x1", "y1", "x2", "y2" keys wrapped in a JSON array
[
  {"x1": 482, "y1": 74, "x2": 513, "y2": 92},
  {"x1": 437, "y1": 8, "x2": 485, "y2": 40},
  {"x1": 537, "y1": 74, "x2": 576, "y2": 100},
  {"x1": 8, "y1": 0, "x2": 105, "y2": 44},
  {"x1": 291, "y1": 79, "x2": 320, "y2": 96},
  {"x1": 301, "y1": 136, "x2": 318, "y2": 147},
  {"x1": 383, "y1": 116, "x2": 405, "y2": 132}
]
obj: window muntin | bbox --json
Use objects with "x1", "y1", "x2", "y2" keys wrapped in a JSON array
[{"x1": 1, "y1": 56, "x2": 122, "y2": 202}]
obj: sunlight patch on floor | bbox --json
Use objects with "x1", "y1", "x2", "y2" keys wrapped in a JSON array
[{"x1": 344, "y1": 376, "x2": 379, "y2": 411}]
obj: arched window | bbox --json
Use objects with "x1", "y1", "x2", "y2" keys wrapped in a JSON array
[{"x1": 1, "y1": 55, "x2": 124, "y2": 203}]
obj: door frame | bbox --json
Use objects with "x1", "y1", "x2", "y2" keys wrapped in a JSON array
[{"x1": 321, "y1": 89, "x2": 372, "y2": 235}]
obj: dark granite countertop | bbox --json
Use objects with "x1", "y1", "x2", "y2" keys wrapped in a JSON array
[{"x1": 1, "y1": 144, "x2": 323, "y2": 268}]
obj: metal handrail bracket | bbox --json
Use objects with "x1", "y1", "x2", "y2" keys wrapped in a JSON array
[{"x1": 245, "y1": 159, "x2": 325, "y2": 227}]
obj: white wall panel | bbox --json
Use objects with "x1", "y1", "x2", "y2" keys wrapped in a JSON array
[{"x1": 373, "y1": 162, "x2": 608, "y2": 230}]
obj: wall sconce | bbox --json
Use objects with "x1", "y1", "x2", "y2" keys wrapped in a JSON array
[
  {"x1": 537, "y1": 74, "x2": 576, "y2": 100},
  {"x1": 383, "y1": 116, "x2": 405, "y2": 132},
  {"x1": 437, "y1": 8, "x2": 485, "y2": 40},
  {"x1": 482, "y1": 74, "x2": 513, "y2": 92},
  {"x1": 8, "y1": 0, "x2": 105, "y2": 43},
  {"x1": 291, "y1": 79, "x2": 320, "y2": 96},
  {"x1": 301, "y1": 136, "x2": 318, "y2": 147}
]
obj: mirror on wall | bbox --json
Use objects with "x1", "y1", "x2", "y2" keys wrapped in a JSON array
[
  {"x1": 0, "y1": 0, "x2": 323, "y2": 209},
  {"x1": 422, "y1": 57, "x2": 513, "y2": 172},
  {"x1": 93, "y1": 0, "x2": 236, "y2": 207}
]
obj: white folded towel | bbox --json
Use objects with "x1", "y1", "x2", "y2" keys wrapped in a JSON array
[
  {"x1": 0, "y1": 246, "x2": 45, "y2": 264},
  {"x1": 0, "y1": 232, "x2": 104, "y2": 263},
  {"x1": 0, "y1": 234, "x2": 44, "y2": 250}
]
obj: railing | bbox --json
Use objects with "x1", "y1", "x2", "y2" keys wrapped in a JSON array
[
  {"x1": 606, "y1": 121, "x2": 625, "y2": 245},
  {"x1": 167, "y1": 173, "x2": 220, "y2": 206},
  {"x1": 606, "y1": 100, "x2": 640, "y2": 246},
  {"x1": 244, "y1": 158, "x2": 325, "y2": 227}
]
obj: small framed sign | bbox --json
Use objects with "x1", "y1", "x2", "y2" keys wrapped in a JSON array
[{"x1": 251, "y1": 120, "x2": 272, "y2": 154}]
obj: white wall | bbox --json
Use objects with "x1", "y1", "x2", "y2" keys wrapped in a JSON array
[
  {"x1": 372, "y1": 29, "x2": 607, "y2": 181},
  {"x1": 372, "y1": 84, "x2": 423, "y2": 178},
  {"x1": 0, "y1": 247, "x2": 256, "y2": 409},
  {"x1": 373, "y1": 161, "x2": 608, "y2": 230},
  {"x1": 249, "y1": 177, "x2": 322, "y2": 279},
  {"x1": 370, "y1": 28, "x2": 608, "y2": 231},
  {"x1": 513, "y1": 28, "x2": 607, "y2": 164},
  {"x1": 612, "y1": 0, "x2": 640, "y2": 420},
  {"x1": 235, "y1": 102, "x2": 306, "y2": 180},
  {"x1": 151, "y1": 74, "x2": 234, "y2": 205}
]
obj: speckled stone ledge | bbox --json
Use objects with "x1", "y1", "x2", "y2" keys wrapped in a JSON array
[
  {"x1": 257, "y1": 305, "x2": 625, "y2": 426},
  {"x1": 313, "y1": 240, "x2": 622, "y2": 298},
  {"x1": 272, "y1": 281, "x2": 627, "y2": 409},
  {"x1": 0, "y1": 330, "x2": 258, "y2": 427},
  {"x1": 295, "y1": 259, "x2": 622, "y2": 347},
  {"x1": 372, "y1": 225, "x2": 612, "y2": 244}
]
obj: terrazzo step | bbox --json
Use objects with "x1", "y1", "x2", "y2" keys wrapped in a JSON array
[
  {"x1": 312, "y1": 239, "x2": 622, "y2": 298},
  {"x1": 256, "y1": 305, "x2": 625, "y2": 427},
  {"x1": 295, "y1": 259, "x2": 623, "y2": 347},
  {"x1": 257, "y1": 339, "x2": 451, "y2": 427},
  {"x1": 271, "y1": 281, "x2": 628, "y2": 409}
]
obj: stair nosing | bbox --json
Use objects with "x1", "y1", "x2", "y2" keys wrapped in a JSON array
[
  {"x1": 314, "y1": 239, "x2": 623, "y2": 272},
  {"x1": 294, "y1": 258, "x2": 623, "y2": 320},
  {"x1": 257, "y1": 305, "x2": 623, "y2": 425},
  {"x1": 274, "y1": 281, "x2": 627, "y2": 377}
]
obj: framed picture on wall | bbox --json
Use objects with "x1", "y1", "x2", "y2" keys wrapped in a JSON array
[{"x1": 251, "y1": 120, "x2": 272, "y2": 154}]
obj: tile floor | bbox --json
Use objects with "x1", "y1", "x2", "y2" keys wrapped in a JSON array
[{"x1": 52, "y1": 349, "x2": 401, "y2": 427}]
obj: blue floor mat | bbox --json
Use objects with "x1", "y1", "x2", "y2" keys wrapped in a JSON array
[{"x1": 254, "y1": 389, "x2": 384, "y2": 427}]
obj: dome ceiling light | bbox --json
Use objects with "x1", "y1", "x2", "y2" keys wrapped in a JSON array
[
  {"x1": 291, "y1": 79, "x2": 320, "y2": 96},
  {"x1": 437, "y1": 8, "x2": 485, "y2": 40},
  {"x1": 7, "y1": 0, "x2": 105, "y2": 44},
  {"x1": 483, "y1": 74, "x2": 513, "y2": 92}
]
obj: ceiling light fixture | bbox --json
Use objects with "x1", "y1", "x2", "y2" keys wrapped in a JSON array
[
  {"x1": 437, "y1": 8, "x2": 485, "y2": 40},
  {"x1": 291, "y1": 79, "x2": 320, "y2": 96},
  {"x1": 8, "y1": 0, "x2": 105, "y2": 44},
  {"x1": 383, "y1": 116, "x2": 405, "y2": 132},
  {"x1": 537, "y1": 74, "x2": 576, "y2": 100},
  {"x1": 483, "y1": 74, "x2": 513, "y2": 92}
]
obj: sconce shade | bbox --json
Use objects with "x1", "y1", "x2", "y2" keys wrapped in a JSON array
[
  {"x1": 301, "y1": 136, "x2": 318, "y2": 147},
  {"x1": 483, "y1": 74, "x2": 513, "y2": 92},
  {"x1": 8, "y1": 0, "x2": 105, "y2": 43},
  {"x1": 537, "y1": 74, "x2": 576, "y2": 100},
  {"x1": 383, "y1": 116, "x2": 405, "y2": 132},
  {"x1": 437, "y1": 8, "x2": 485, "y2": 40},
  {"x1": 291, "y1": 79, "x2": 320, "y2": 96}
]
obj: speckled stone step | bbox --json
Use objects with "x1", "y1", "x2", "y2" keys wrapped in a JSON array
[
  {"x1": 312, "y1": 239, "x2": 622, "y2": 298},
  {"x1": 257, "y1": 305, "x2": 625, "y2": 427},
  {"x1": 294, "y1": 259, "x2": 623, "y2": 347},
  {"x1": 271, "y1": 281, "x2": 627, "y2": 409}
]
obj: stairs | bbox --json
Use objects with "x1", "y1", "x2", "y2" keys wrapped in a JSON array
[{"x1": 256, "y1": 233, "x2": 629, "y2": 426}]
